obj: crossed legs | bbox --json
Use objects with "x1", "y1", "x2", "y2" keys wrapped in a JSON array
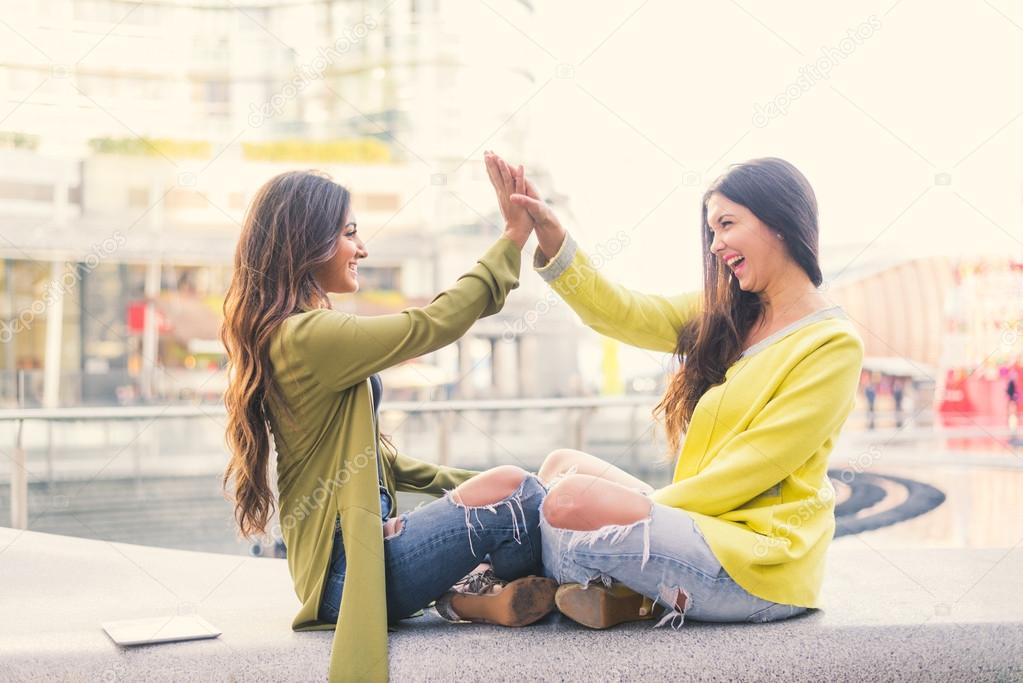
[{"x1": 537, "y1": 449, "x2": 689, "y2": 616}]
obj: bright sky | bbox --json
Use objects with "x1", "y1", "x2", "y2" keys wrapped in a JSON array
[{"x1": 508, "y1": 1, "x2": 1023, "y2": 295}]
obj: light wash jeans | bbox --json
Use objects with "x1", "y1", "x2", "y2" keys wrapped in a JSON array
[{"x1": 540, "y1": 499, "x2": 812, "y2": 626}]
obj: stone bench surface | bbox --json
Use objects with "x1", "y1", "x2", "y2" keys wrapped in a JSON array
[{"x1": 1, "y1": 526, "x2": 1021, "y2": 682}]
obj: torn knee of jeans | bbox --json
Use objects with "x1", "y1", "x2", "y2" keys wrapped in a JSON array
[
  {"x1": 559, "y1": 511, "x2": 654, "y2": 571},
  {"x1": 383, "y1": 514, "x2": 406, "y2": 540},
  {"x1": 654, "y1": 585, "x2": 690, "y2": 630},
  {"x1": 443, "y1": 470, "x2": 533, "y2": 510},
  {"x1": 442, "y1": 478, "x2": 531, "y2": 558}
]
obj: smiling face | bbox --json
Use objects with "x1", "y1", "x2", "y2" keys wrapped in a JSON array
[
  {"x1": 705, "y1": 192, "x2": 790, "y2": 294},
  {"x1": 314, "y1": 209, "x2": 367, "y2": 294}
]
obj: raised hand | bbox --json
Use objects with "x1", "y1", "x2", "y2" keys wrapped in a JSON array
[
  {"x1": 484, "y1": 151, "x2": 532, "y2": 249},
  {"x1": 510, "y1": 171, "x2": 567, "y2": 261}
]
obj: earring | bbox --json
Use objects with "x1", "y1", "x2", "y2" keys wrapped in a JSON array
[{"x1": 776, "y1": 233, "x2": 784, "y2": 240}]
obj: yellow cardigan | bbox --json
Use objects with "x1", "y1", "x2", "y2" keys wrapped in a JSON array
[
  {"x1": 535, "y1": 233, "x2": 864, "y2": 608},
  {"x1": 267, "y1": 236, "x2": 520, "y2": 682}
]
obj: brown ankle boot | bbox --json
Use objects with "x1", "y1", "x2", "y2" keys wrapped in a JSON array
[
  {"x1": 554, "y1": 583, "x2": 662, "y2": 629},
  {"x1": 435, "y1": 575, "x2": 558, "y2": 627}
]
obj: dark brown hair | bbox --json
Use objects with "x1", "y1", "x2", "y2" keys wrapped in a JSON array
[
  {"x1": 654, "y1": 157, "x2": 823, "y2": 454},
  {"x1": 221, "y1": 170, "x2": 351, "y2": 539}
]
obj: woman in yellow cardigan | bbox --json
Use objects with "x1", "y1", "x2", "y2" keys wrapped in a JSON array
[
  {"x1": 221, "y1": 155, "x2": 556, "y2": 682},
  {"x1": 501, "y1": 154, "x2": 864, "y2": 628}
]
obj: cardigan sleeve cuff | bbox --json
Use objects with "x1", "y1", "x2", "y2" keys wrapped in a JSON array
[{"x1": 532, "y1": 232, "x2": 578, "y2": 283}]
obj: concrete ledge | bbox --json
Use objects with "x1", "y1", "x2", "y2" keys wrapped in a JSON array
[{"x1": 2, "y1": 526, "x2": 1021, "y2": 682}]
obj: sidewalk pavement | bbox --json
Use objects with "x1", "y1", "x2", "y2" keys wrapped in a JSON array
[{"x1": 1, "y1": 526, "x2": 1020, "y2": 682}]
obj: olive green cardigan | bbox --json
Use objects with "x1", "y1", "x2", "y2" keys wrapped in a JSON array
[{"x1": 267, "y1": 236, "x2": 521, "y2": 682}]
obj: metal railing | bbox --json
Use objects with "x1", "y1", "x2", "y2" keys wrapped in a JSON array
[
  {"x1": 2, "y1": 397, "x2": 1004, "y2": 534},
  {"x1": 0, "y1": 395, "x2": 662, "y2": 531}
]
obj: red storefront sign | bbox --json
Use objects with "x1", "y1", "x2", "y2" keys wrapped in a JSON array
[{"x1": 126, "y1": 301, "x2": 172, "y2": 335}]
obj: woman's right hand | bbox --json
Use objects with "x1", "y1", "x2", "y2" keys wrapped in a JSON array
[{"x1": 510, "y1": 173, "x2": 567, "y2": 262}]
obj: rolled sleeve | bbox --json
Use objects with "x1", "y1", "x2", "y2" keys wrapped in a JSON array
[{"x1": 533, "y1": 232, "x2": 578, "y2": 283}]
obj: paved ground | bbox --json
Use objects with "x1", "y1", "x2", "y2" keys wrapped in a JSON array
[{"x1": 2, "y1": 526, "x2": 1021, "y2": 682}]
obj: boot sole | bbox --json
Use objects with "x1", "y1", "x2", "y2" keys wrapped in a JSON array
[
  {"x1": 449, "y1": 576, "x2": 558, "y2": 627},
  {"x1": 554, "y1": 583, "x2": 658, "y2": 630}
]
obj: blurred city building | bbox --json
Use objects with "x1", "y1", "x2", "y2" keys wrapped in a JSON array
[
  {"x1": 0, "y1": 0, "x2": 581, "y2": 407},
  {"x1": 825, "y1": 252, "x2": 1023, "y2": 427}
]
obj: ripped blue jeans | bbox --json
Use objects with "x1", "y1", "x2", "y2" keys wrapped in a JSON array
[
  {"x1": 541, "y1": 500, "x2": 812, "y2": 626},
  {"x1": 319, "y1": 473, "x2": 546, "y2": 623}
]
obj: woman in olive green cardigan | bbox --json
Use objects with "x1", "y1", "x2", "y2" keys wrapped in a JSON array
[{"x1": 221, "y1": 154, "x2": 556, "y2": 682}]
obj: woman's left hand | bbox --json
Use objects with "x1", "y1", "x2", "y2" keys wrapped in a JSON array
[{"x1": 484, "y1": 151, "x2": 532, "y2": 249}]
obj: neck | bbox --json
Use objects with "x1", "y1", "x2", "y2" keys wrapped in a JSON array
[{"x1": 758, "y1": 267, "x2": 823, "y2": 324}]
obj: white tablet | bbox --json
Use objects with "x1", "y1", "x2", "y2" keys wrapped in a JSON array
[{"x1": 101, "y1": 615, "x2": 222, "y2": 646}]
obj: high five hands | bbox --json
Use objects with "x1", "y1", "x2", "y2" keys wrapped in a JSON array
[
  {"x1": 484, "y1": 151, "x2": 531, "y2": 249},
  {"x1": 484, "y1": 151, "x2": 566, "y2": 259}
]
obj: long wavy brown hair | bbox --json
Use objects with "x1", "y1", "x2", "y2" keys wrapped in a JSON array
[
  {"x1": 654, "y1": 157, "x2": 823, "y2": 455},
  {"x1": 221, "y1": 170, "x2": 351, "y2": 539}
]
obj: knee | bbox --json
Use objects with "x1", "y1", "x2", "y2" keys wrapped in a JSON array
[
  {"x1": 541, "y1": 475, "x2": 588, "y2": 529},
  {"x1": 542, "y1": 475, "x2": 652, "y2": 531},
  {"x1": 454, "y1": 465, "x2": 529, "y2": 507},
  {"x1": 538, "y1": 448, "x2": 578, "y2": 483},
  {"x1": 483, "y1": 464, "x2": 530, "y2": 491}
]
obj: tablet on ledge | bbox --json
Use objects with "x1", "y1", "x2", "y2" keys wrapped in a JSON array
[{"x1": 101, "y1": 615, "x2": 221, "y2": 646}]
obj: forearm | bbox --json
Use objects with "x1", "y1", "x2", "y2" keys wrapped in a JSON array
[
  {"x1": 534, "y1": 223, "x2": 567, "y2": 262},
  {"x1": 392, "y1": 450, "x2": 480, "y2": 495},
  {"x1": 293, "y1": 236, "x2": 521, "y2": 391}
]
